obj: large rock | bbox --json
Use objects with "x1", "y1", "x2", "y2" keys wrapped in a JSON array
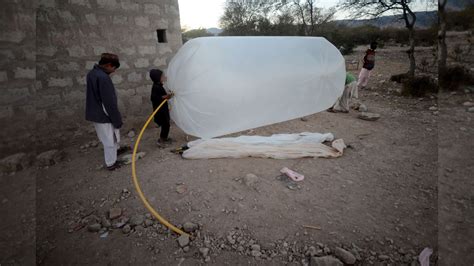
[
  {"x1": 334, "y1": 247, "x2": 356, "y2": 265},
  {"x1": 310, "y1": 256, "x2": 343, "y2": 266},
  {"x1": 109, "y1": 208, "x2": 122, "y2": 219},
  {"x1": 307, "y1": 246, "x2": 324, "y2": 257},
  {"x1": 176, "y1": 184, "x2": 187, "y2": 194},
  {"x1": 199, "y1": 247, "x2": 209, "y2": 257},
  {"x1": 251, "y1": 244, "x2": 261, "y2": 251},
  {"x1": 129, "y1": 214, "x2": 144, "y2": 226},
  {"x1": 122, "y1": 224, "x2": 131, "y2": 234},
  {"x1": 0, "y1": 153, "x2": 32, "y2": 173},
  {"x1": 177, "y1": 234, "x2": 190, "y2": 247},
  {"x1": 244, "y1": 173, "x2": 259, "y2": 187},
  {"x1": 101, "y1": 217, "x2": 111, "y2": 228},
  {"x1": 358, "y1": 112, "x2": 380, "y2": 121},
  {"x1": 36, "y1": 149, "x2": 65, "y2": 167},
  {"x1": 226, "y1": 234, "x2": 236, "y2": 244},
  {"x1": 113, "y1": 217, "x2": 129, "y2": 228},
  {"x1": 87, "y1": 223, "x2": 102, "y2": 232},
  {"x1": 183, "y1": 222, "x2": 198, "y2": 233},
  {"x1": 251, "y1": 250, "x2": 262, "y2": 257},
  {"x1": 144, "y1": 219, "x2": 153, "y2": 227}
]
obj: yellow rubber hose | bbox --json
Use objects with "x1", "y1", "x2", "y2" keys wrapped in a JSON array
[{"x1": 131, "y1": 98, "x2": 189, "y2": 237}]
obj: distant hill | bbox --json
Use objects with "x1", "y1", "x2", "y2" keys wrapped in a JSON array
[
  {"x1": 206, "y1": 28, "x2": 223, "y2": 36},
  {"x1": 447, "y1": 0, "x2": 473, "y2": 10},
  {"x1": 197, "y1": 11, "x2": 438, "y2": 36},
  {"x1": 336, "y1": 11, "x2": 437, "y2": 29}
]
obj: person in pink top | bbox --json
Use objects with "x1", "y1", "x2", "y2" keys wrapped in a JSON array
[{"x1": 357, "y1": 41, "x2": 377, "y2": 91}]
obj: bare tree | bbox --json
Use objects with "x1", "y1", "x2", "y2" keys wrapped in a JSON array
[
  {"x1": 340, "y1": 0, "x2": 435, "y2": 77},
  {"x1": 438, "y1": 0, "x2": 448, "y2": 78},
  {"x1": 220, "y1": 0, "x2": 335, "y2": 36},
  {"x1": 291, "y1": 0, "x2": 335, "y2": 36},
  {"x1": 220, "y1": 0, "x2": 287, "y2": 35},
  {"x1": 220, "y1": 1, "x2": 253, "y2": 35}
]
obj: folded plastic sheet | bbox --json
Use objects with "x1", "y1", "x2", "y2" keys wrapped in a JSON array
[
  {"x1": 167, "y1": 37, "x2": 345, "y2": 139},
  {"x1": 182, "y1": 132, "x2": 346, "y2": 159}
]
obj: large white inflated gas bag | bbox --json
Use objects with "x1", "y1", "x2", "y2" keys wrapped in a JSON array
[{"x1": 167, "y1": 37, "x2": 345, "y2": 139}]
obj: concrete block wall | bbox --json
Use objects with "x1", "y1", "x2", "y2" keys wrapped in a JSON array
[
  {"x1": 0, "y1": 0, "x2": 182, "y2": 155},
  {"x1": 0, "y1": 0, "x2": 38, "y2": 156}
]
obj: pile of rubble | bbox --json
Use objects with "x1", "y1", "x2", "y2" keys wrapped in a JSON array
[
  {"x1": 0, "y1": 149, "x2": 66, "y2": 173},
  {"x1": 73, "y1": 207, "x2": 424, "y2": 265}
]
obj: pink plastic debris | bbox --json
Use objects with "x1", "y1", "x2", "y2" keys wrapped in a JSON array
[
  {"x1": 418, "y1": 247, "x2": 433, "y2": 266},
  {"x1": 280, "y1": 167, "x2": 304, "y2": 182}
]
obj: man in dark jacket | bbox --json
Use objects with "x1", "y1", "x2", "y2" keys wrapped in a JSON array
[
  {"x1": 150, "y1": 69, "x2": 173, "y2": 144},
  {"x1": 85, "y1": 53, "x2": 123, "y2": 170}
]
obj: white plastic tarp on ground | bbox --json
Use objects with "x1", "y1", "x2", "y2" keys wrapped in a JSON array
[
  {"x1": 182, "y1": 132, "x2": 346, "y2": 159},
  {"x1": 167, "y1": 37, "x2": 346, "y2": 139}
]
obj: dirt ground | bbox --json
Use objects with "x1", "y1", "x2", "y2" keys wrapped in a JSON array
[
  {"x1": 1, "y1": 44, "x2": 472, "y2": 265},
  {"x1": 437, "y1": 93, "x2": 474, "y2": 265}
]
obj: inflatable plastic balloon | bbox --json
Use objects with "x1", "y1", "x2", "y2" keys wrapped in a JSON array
[{"x1": 167, "y1": 37, "x2": 345, "y2": 139}]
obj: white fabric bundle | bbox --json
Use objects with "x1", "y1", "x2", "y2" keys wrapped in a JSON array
[
  {"x1": 182, "y1": 132, "x2": 346, "y2": 159},
  {"x1": 167, "y1": 37, "x2": 345, "y2": 139}
]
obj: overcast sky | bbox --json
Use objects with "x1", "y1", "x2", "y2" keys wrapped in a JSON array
[{"x1": 177, "y1": 0, "x2": 436, "y2": 30}]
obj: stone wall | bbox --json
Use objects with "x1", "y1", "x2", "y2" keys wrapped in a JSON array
[
  {"x1": 0, "y1": 0, "x2": 38, "y2": 156},
  {"x1": 0, "y1": 0, "x2": 182, "y2": 155}
]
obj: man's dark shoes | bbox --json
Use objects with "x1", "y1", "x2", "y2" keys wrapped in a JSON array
[
  {"x1": 157, "y1": 138, "x2": 173, "y2": 144},
  {"x1": 106, "y1": 160, "x2": 124, "y2": 171}
]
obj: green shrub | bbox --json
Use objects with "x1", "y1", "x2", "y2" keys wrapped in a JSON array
[
  {"x1": 339, "y1": 41, "x2": 356, "y2": 55},
  {"x1": 447, "y1": 5, "x2": 474, "y2": 31},
  {"x1": 439, "y1": 66, "x2": 474, "y2": 91},
  {"x1": 390, "y1": 73, "x2": 410, "y2": 83},
  {"x1": 401, "y1": 76, "x2": 438, "y2": 97}
]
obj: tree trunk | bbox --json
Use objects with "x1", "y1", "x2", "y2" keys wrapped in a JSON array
[
  {"x1": 296, "y1": 3, "x2": 308, "y2": 35},
  {"x1": 408, "y1": 26, "x2": 416, "y2": 77},
  {"x1": 400, "y1": 1, "x2": 416, "y2": 77},
  {"x1": 308, "y1": 0, "x2": 314, "y2": 35},
  {"x1": 438, "y1": 0, "x2": 448, "y2": 78}
]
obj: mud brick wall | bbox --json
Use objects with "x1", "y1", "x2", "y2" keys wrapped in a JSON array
[{"x1": 0, "y1": 0, "x2": 182, "y2": 155}]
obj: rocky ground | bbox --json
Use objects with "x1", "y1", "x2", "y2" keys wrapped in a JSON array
[{"x1": 1, "y1": 45, "x2": 473, "y2": 265}]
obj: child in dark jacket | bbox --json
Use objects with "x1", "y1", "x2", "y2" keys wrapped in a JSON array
[
  {"x1": 357, "y1": 41, "x2": 377, "y2": 90},
  {"x1": 150, "y1": 69, "x2": 173, "y2": 144}
]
